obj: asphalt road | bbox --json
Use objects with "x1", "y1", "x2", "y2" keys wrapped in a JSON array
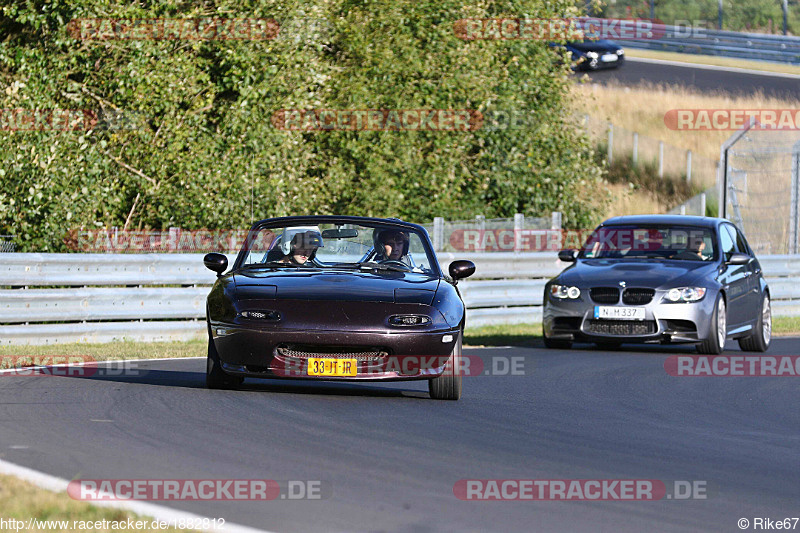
[
  {"x1": 582, "y1": 57, "x2": 800, "y2": 100},
  {"x1": 1, "y1": 338, "x2": 799, "y2": 533}
]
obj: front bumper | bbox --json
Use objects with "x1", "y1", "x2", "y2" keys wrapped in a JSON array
[
  {"x1": 543, "y1": 290, "x2": 716, "y2": 344},
  {"x1": 210, "y1": 325, "x2": 459, "y2": 381}
]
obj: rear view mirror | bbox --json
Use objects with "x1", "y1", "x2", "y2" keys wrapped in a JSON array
[
  {"x1": 727, "y1": 253, "x2": 750, "y2": 265},
  {"x1": 322, "y1": 228, "x2": 359, "y2": 239},
  {"x1": 558, "y1": 249, "x2": 578, "y2": 262},
  {"x1": 449, "y1": 260, "x2": 476, "y2": 281},
  {"x1": 204, "y1": 253, "x2": 228, "y2": 276}
]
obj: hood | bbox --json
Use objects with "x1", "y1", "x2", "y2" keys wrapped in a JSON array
[
  {"x1": 232, "y1": 269, "x2": 439, "y2": 305},
  {"x1": 555, "y1": 259, "x2": 717, "y2": 289}
]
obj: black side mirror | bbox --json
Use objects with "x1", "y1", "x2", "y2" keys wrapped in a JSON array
[
  {"x1": 449, "y1": 260, "x2": 476, "y2": 281},
  {"x1": 558, "y1": 249, "x2": 578, "y2": 262},
  {"x1": 727, "y1": 253, "x2": 750, "y2": 265},
  {"x1": 204, "y1": 253, "x2": 228, "y2": 276}
]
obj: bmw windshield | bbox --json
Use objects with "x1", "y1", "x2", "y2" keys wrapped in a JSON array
[{"x1": 578, "y1": 225, "x2": 717, "y2": 261}]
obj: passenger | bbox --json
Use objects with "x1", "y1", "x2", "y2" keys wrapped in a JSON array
[{"x1": 279, "y1": 230, "x2": 323, "y2": 265}]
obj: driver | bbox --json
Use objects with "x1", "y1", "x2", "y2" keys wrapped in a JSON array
[
  {"x1": 373, "y1": 228, "x2": 410, "y2": 262},
  {"x1": 278, "y1": 230, "x2": 323, "y2": 265}
]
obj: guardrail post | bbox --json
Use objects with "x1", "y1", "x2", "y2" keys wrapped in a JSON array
[
  {"x1": 632, "y1": 132, "x2": 638, "y2": 166},
  {"x1": 433, "y1": 217, "x2": 444, "y2": 252},
  {"x1": 476, "y1": 215, "x2": 485, "y2": 253},
  {"x1": 514, "y1": 213, "x2": 524, "y2": 253},
  {"x1": 686, "y1": 150, "x2": 692, "y2": 182},
  {"x1": 658, "y1": 141, "x2": 664, "y2": 178},
  {"x1": 700, "y1": 193, "x2": 707, "y2": 217},
  {"x1": 607, "y1": 123, "x2": 613, "y2": 165},
  {"x1": 790, "y1": 147, "x2": 800, "y2": 254}
]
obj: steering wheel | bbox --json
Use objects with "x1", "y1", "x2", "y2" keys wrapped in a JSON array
[{"x1": 379, "y1": 259, "x2": 411, "y2": 270}]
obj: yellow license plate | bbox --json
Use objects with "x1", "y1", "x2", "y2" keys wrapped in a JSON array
[{"x1": 307, "y1": 358, "x2": 357, "y2": 377}]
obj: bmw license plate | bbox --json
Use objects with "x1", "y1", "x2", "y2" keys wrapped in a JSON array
[
  {"x1": 307, "y1": 358, "x2": 357, "y2": 376},
  {"x1": 600, "y1": 53, "x2": 618, "y2": 62},
  {"x1": 594, "y1": 306, "x2": 645, "y2": 320}
]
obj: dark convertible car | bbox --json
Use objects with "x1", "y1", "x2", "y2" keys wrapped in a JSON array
[
  {"x1": 543, "y1": 215, "x2": 771, "y2": 354},
  {"x1": 202, "y1": 216, "x2": 475, "y2": 400}
]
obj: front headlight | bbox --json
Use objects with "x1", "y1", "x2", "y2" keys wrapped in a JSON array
[
  {"x1": 663, "y1": 287, "x2": 707, "y2": 303},
  {"x1": 551, "y1": 285, "x2": 581, "y2": 299},
  {"x1": 585, "y1": 51, "x2": 599, "y2": 58},
  {"x1": 616, "y1": 49, "x2": 624, "y2": 55}
]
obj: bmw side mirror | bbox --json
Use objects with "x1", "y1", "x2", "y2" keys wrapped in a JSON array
[
  {"x1": 449, "y1": 260, "x2": 476, "y2": 281},
  {"x1": 727, "y1": 253, "x2": 750, "y2": 265},
  {"x1": 204, "y1": 253, "x2": 228, "y2": 276},
  {"x1": 558, "y1": 249, "x2": 577, "y2": 262}
]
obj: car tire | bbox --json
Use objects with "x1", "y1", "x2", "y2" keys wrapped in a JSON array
[
  {"x1": 738, "y1": 293, "x2": 771, "y2": 352},
  {"x1": 206, "y1": 325, "x2": 244, "y2": 390},
  {"x1": 697, "y1": 294, "x2": 726, "y2": 355},
  {"x1": 543, "y1": 325, "x2": 572, "y2": 349},
  {"x1": 429, "y1": 333, "x2": 462, "y2": 401}
]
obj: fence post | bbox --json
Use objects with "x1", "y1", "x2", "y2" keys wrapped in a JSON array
[
  {"x1": 632, "y1": 132, "x2": 638, "y2": 166},
  {"x1": 700, "y1": 192, "x2": 706, "y2": 217},
  {"x1": 607, "y1": 123, "x2": 613, "y2": 165},
  {"x1": 658, "y1": 141, "x2": 664, "y2": 178},
  {"x1": 783, "y1": 0, "x2": 789, "y2": 35},
  {"x1": 476, "y1": 215, "x2": 485, "y2": 253},
  {"x1": 550, "y1": 211, "x2": 563, "y2": 252},
  {"x1": 686, "y1": 150, "x2": 692, "y2": 182},
  {"x1": 433, "y1": 217, "x2": 444, "y2": 252},
  {"x1": 514, "y1": 213, "x2": 524, "y2": 253},
  {"x1": 717, "y1": 0, "x2": 723, "y2": 29}
]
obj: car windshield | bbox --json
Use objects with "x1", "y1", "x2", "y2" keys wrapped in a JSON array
[
  {"x1": 237, "y1": 221, "x2": 437, "y2": 274},
  {"x1": 578, "y1": 225, "x2": 716, "y2": 261}
]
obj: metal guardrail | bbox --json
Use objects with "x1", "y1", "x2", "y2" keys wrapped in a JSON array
[
  {"x1": 1, "y1": 252, "x2": 799, "y2": 343},
  {"x1": 623, "y1": 24, "x2": 800, "y2": 64}
]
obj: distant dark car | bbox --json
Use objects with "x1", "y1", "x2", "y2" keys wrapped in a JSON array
[
  {"x1": 203, "y1": 216, "x2": 475, "y2": 400},
  {"x1": 565, "y1": 39, "x2": 625, "y2": 70},
  {"x1": 543, "y1": 215, "x2": 771, "y2": 354}
]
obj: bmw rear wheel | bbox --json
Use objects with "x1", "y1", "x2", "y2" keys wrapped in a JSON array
[{"x1": 738, "y1": 293, "x2": 771, "y2": 352}]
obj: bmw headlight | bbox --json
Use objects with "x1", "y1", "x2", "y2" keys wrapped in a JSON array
[
  {"x1": 585, "y1": 51, "x2": 599, "y2": 58},
  {"x1": 551, "y1": 285, "x2": 581, "y2": 299},
  {"x1": 663, "y1": 287, "x2": 707, "y2": 303},
  {"x1": 616, "y1": 49, "x2": 624, "y2": 55}
]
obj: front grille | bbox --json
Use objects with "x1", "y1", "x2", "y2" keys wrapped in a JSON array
[
  {"x1": 590, "y1": 287, "x2": 620, "y2": 304},
  {"x1": 275, "y1": 345, "x2": 388, "y2": 361},
  {"x1": 622, "y1": 288, "x2": 655, "y2": 305},
  {"x1": 586, "y1": 320, "x2": 657, "y2": 336}
]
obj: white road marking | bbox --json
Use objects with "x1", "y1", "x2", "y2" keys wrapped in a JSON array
[
  {"x1": 625, "y1": 56, "x2": 800, "y2": 79},
  {"x1": 0, "y1": 458, "x2": 275, "y2": 533}
]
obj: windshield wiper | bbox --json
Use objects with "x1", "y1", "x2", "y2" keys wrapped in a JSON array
[
  {"x1": 240, "y1": 261, "x2": 306, "y2": 269},
  {"x1": 355, "y1": 261, "x2": 409, "y2": 272}
]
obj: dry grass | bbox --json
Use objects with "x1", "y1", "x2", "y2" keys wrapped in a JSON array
[
  {"x1": 0, "y1": 474, "x2": 183, "y2": 532},
  {"x1": 572, "y1": 81, "x2": 800, "y2": 160}
]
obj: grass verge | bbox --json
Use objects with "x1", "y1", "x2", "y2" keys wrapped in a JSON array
[
  {"x1": 0, "y1": 318, "x2": 796, "y2": 356},
  {"x1": 0, "y1": 474, "x2": 183, "y2": 532},
  {"x1": 624, "y1": 48, "x2": 800, "y2": 76}
]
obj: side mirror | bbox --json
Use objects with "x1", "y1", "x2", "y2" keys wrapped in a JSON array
[
  {"x1": 449, "y1": 260, "x2": 476, "y2": 281},
  {"x1": 727, "y1": 253, "x2": 750, "y2": 265},
  {"x1": 558, "y1": 249, "x2": 578, "y2": 262},
  {"x1": 204, "y1": 253, "x2": 228, "y2": 276}
]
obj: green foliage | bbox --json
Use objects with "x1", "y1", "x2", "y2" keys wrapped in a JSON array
[{"x1": 0, "y1": 0, "x2": 605, "y2": 251}]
